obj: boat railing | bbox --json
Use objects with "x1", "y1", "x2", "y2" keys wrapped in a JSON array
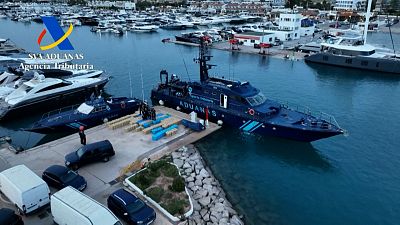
[
  {"x1": 279, "y1": 101, "x2": 342, "y2": 129},
  {"x1": 41, "y1": 104, "x2": 80, "y2": 120}
]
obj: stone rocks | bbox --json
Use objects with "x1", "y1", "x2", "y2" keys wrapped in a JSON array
[
  {"x1": 172, "y1": 145, "x2": 245, "y2": 225},
  {"x1": 199, "y1": 196, "x2": 210, "y2": 207}
]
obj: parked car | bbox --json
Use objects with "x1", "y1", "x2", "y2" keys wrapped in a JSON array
[
  {"x1": 65, "y1": 140, "x2": 115, "y2": 170},
  {"x1": 0, "y1": 165, "x2": 50, "y2": 215},
  {"x1": 51, "y1": 187, "x2": 122, "y2": 225},
  {"x1": 0, "y1": 208, "x2": 24, "y2": 225},
  {"x1": 107, "y1": 189, "x2": 156, "y2": 225},
  {"x1": 42, "y1": 165, "x2": 87, "y2": 191}
]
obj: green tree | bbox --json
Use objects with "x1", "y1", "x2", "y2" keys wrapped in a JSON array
[{"x1": 389, "y1": 0, "x2": 399, "y2": 13}]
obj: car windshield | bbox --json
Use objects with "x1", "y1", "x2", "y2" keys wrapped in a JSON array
[
  {"x1": 60, "y1": 170, "x2": 77, "y2": 183},
  {"x1": 126, "y1": 199, "x2": 145, "y2": 214},
  {"x1": 76, "y1": 147, "x2": 85, "y2": 158},
  {"x1": 246, "y1": 92, "x2": 266, "y2": 106}
]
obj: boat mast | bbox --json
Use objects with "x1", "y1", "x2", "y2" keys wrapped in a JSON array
[
  {"x1": 363, "y1": 0, "x2": 373, "y2": 44},
  {"x1": 198, "y1": 38, "x2": 211, "y2": 82}
]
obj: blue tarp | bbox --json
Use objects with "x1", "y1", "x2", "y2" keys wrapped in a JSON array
[{"x1": 152, "y1": 124, "x2": 179, "y2": 141}]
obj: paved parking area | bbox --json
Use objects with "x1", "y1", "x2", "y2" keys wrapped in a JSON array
[{"x1": 0, "y1": 106, "x2": 220, "y2": 225}]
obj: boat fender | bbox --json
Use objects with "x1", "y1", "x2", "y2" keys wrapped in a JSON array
[
  {"x1": 103, "y1": 118, "x2": 108, "y2": 123},
  {"x1": 248, "y1": 108, "x2": 255, "y2": 116},
  {"x1": 176, "y1": 106, "x2": 181, "y2": 111},
  {"x1": 217, "y1": 120, "x2": 223, "y2": 126},
  {"x1": 159, "y1": 100, "x2": 164, "y2": 106},
  {"x1": 121, "y1": 101, "x2": 126, "y2": 109}
]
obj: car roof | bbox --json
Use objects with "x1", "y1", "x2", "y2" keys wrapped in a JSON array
[
  {"x1": 82, "y1": 140, "x2": 112, "y2": 151},
  {"x1": 112, "y1": 189, "x2": 138, "y2": 206},
  {"x1": 44, "y1": 165, "x2": 69, "y2": 176}
]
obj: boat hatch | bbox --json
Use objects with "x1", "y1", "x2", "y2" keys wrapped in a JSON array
[{"x1": 77, "y1": 103, "x2": 94, "y2": 114}]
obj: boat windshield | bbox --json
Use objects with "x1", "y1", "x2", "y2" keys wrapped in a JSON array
[
  {"x1": 246, "y1": 92, "x2": 266, "y2": 106},
  {"x1": 127, "y1": 199, "x2": 145, "y2": 214}
]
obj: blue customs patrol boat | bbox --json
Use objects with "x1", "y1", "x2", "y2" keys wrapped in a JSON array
[
  {"x1": 151, "y1": 39, "x2": 344, "y2": 142},
  {"x1": 26, "y1": 96, "x2": 141, "y2": 134}
]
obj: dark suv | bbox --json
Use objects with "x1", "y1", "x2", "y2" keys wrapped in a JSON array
[
  {"x1": 65, "y1": 140, "x2": 115, "y2": 170},
  {"x1": 107, "y1": 189, "x2": 156, "y2": 225},
  {"x1": 0, "y1": 208, "x2": 24, "y2": 225}
]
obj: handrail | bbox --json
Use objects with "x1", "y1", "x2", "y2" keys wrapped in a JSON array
[
  {"x1": 41, "y1": 104, "x2": 80, "y2": 120},
  {"x1": 278, "y1": 100, "x2": 342, "y2": 129}
]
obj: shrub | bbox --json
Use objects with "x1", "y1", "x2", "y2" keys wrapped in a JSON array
[
  {"x1": 130, "y1": 172, "x2": 155, "y2": 190},
  {"x1": 163, "y1": 163, "x2": 179, "y2": 178},
  {"x1": 145, "y1": 187, "x2": 164, "y2": 203},
  {"x1": 148, "y1": 160, "x2": 168, "y2": 172},
  {"x1": 171, "y1": 177, "x2": 185, "y2": 192},
  {"x1": 162, "y1": 200, "x2": 187, "y2": 216}
]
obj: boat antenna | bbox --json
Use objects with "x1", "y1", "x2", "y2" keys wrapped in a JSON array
[
  {"x1": 195, "y1": 37, "x2": 214, "y2": 82},
  {"x1": 178, "y1": 46, "x2": 191, "y2": 81},
  {"x1": 386, "y1": 16, "x2": 398, "y2": 55},
  {"x1": 129, "y1": 72, "x2": 133, "y2": 98},
  {"x1": 363, "y1": 0, "x2": 373, "y2": 45},
  {"x1": 140, "y1": 66, "x2": 145, "y2": 101}
]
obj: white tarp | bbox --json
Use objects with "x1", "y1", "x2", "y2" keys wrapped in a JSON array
[{"x1": 77, "y1": 103, "x2": 94, "y2": 115}]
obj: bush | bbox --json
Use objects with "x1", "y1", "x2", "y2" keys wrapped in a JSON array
[
  {"x1": 145, "y1": 187, "x2": 164, "y2": 203},
  {"x1": 130, "y1": 172, "x2": 155, "y2": 190},
  {"x1": 148, "y1": 160, "x2": 168, "y2": 172},
  {"x1": 163, "y1": 164, "x2": 179, "y2": 178},
  {"x1": 161, "y1": 200, "x2": 187, "y2": 216},
  {"x1": 171, "y1": 177, "x2": 185, "y2": 192}
]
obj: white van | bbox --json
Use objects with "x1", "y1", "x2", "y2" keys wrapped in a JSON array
[
  {"x1": 51, "y1": 186, "x2": 122, "y2": 225},
  {"x1": 0, "y1": 164, "x2": 50, "y2": 214}
]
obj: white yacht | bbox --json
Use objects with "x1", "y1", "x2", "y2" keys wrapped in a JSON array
[
  {"x1": 0, "y1": 69, "x2": 103, "y2": 99},
  {"x1": 305, "y1": 0, "x2": 400, "y2": 74},
  {"x1": 128, "y1": 23, "x2": 159, "y2": 32},
  {"x1": 0, "y1": 73, "x2": 109, "y2": 120}
]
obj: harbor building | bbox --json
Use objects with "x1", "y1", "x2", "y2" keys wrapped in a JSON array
[
  {"x1": 234, "y1": 31, "x2": 275, "y2": 46},
  {"x1": 88, "y1": 1, "x2": 135, "y2": 10},
  {"x1": 334, "y1": 0, "x2": 366, "y2": 11}
]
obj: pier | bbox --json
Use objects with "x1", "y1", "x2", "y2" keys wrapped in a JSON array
[{"x1": 0, "y1": 106, "x2": 221, "y2": 225}]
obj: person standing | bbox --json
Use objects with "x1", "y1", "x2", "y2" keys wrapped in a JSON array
[{"x1": 79, "y1": 126, "x2": 86, "y2": 145}]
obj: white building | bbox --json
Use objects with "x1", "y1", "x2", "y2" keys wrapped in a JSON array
[
  {"x1": 234, "y1": 32, "x2": 275, "y2": 46},
  {"x1": 277, "y1": 13, "x2": 301, "y2": 40},
  {"x1": 89, "y1": 1, "x2": 135, "y2": 10},
  {"x1": 334, "y1": 0, "x2": 366, "y2": 11}
]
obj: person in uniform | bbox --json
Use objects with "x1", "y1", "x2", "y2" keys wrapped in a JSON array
[{"x1": 79, "y1": 126, "x2": 86, "y2": 145}]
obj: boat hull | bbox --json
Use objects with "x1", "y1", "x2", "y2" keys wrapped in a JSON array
[
  {"x1": 0, "y1": 79, "x2": 109, "y2": 121},
  {"x1": 151, "y1": 91, "x2": 342, "y2": 142},
  {"x1": 305, "y1": 52, "x2": 400, "y2": 74},
  {"x1": 27, "y1": 102, "x2": 140, "y2": 134}
]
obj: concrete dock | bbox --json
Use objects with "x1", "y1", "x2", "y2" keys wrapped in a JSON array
[{"x1": 0, "y1": 106, "x2": 221, "y2": 225}]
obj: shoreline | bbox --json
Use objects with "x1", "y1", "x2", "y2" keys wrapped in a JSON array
[{"x1": 172, "y1": 145, "x2": 244, "y2": 225}]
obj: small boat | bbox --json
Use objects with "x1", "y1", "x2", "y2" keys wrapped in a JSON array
[
  {"x1": 26, "y1": 96, "x2": 141, "y2": 134},
  {"x1": 129, "y1": 23, "x2": 159, "y2": 32}
]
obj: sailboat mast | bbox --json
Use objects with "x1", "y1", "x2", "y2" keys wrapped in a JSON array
[{"x1": 363, "y1": 0, "x2": 373, "y2": 44}]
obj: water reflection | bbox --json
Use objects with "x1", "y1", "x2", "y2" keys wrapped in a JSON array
[
  {"x1": 197, "y1": 127, "x2": 333, "y2": 174},
  {"x1": 307, "y1": 62, "x2": 400, "y2": 82}
]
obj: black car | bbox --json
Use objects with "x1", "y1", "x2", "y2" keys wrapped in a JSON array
[
  {"x1": 42, "y1": 165, "x2": 87, "y2": 191},
  {"x1": 0, "y1": 208, "x2": 24, "y2": 225},
  {"x1": 65, "y1": 140, "x2": 115, "y2": 170},
  {"x1": 107, "y1": 189, "x2": 156, "y2": 225}
]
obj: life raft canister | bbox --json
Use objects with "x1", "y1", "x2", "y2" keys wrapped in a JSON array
[{"x1": 248, "y1": 108, "x2": 255, "y2": 116}]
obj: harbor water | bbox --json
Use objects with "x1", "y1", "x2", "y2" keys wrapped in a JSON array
[{"x1": 1, "y1": 19, "x2": 400, "y2": 225}]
